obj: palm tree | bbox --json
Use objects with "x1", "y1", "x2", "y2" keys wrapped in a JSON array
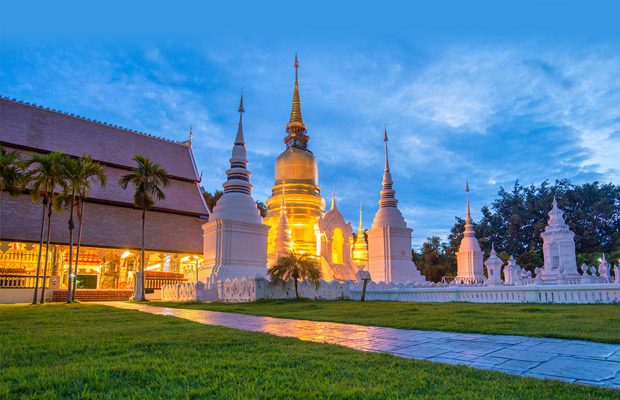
[
  {"x1": 268, "y1": 249, "x2": 322, "y2": 298},
  {"x1": 70, "y1": 155, "x2": 106, "y2": 301},
  {"x1": 56, "y1": 155, "x2": 107, "y2": 302},
  {"x1": 119, "y1": 154, "x2": 170, "y2": 301},
  {"x1": 0, "y1": 146, "x2": 24, "y2": 196},
  {"x1": 22, "y1": 151, "x2": 67, "y2": 303}
]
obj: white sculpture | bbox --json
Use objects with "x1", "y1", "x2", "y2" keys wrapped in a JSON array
[
  {"x1": 484, "y1": 243, "x2": 504, "y2": 285},
  {"x1": 540, "y1": 196, "x2": 580, "y2": 283},
  {"x1": 367, "y1": 127, "x2": 425, "y2": 283},
  {"x1": 200, "y1": 94, "x2": 270, "y2": 282},
  {"x1": 598, "y1": 254, "x2": 611, "y2": 283},
  {"x1": 503, "y1": 256, "x2": 522, "y2": 286}
]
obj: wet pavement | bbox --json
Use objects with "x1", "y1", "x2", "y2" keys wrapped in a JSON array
[{"x1": 100, "y1": 302, "x2": 620, "y2": 390}]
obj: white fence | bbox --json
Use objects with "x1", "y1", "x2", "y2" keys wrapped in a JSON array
[
  {"x1": 349, "y1": 283, "x2": 620, "y2": 304},
  {"x1": 161, "y1": 278, "x2": 620, "y2": 304}
]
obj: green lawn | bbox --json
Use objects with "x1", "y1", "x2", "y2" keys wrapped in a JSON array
[
  {"x1": 153, "y1": 300, "x2": 620, "y2": 344},
  {"x1": 1, "y1": 304, "x2": 617, "y2": 399}
]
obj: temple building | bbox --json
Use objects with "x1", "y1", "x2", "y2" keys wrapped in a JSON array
[
  {"x1": 0, "y1": 97, "x2": 209, "y2": 294},
  {"x1": 455, "y1": 183, "x2": 486, "y2": 283},
  {"x1": 200, "y1": 94, "x2": 270, "y2": 282},
  {"x1": 366, "y1": 128, "x2": 425, "y2": 283}
]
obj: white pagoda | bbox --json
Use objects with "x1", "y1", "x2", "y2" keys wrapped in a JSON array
[
  {"x1": 367, "y1": 127, "x2": 425, "y2": 283},
  {"x1": 199, "y1": 94, "x2": 270, "y2": 282},
  {"x1": 455, "y1": 183, "x2": 486, "y2": 283}
]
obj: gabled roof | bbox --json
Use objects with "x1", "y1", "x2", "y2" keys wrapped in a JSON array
[{"x1": 0, "y1": 98, "x2": 198, "y2": 181}]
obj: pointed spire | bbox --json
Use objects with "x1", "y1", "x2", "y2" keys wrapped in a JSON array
[
  {"x1": 234, "y1": 90, "x2": 245, "y2": 146},
  {"x1": 490, "y1": 242, "x2": 497, "y2": 256},
  {"x1": 224, "y1": 92, "x2": 252, "y2": 196},
  {"x1": 189, "y1": 126, "x2": 193, "y2": 148},
  {"x1": 379, "y1": 124, "x2": 397, "y2": 208},
  {"x1": 289, "y1": 53, "x2": 304, "y2": 124},
  {"x1": 384, "y1": 123, "x2": 389, "y2": 172},
  {"x1": 465, "y1": 181, "x2": 472, "y2": 224},
  {"x1": 358, "y1": 201, "x2": 364, "y2": 235},
  {"x1": 330, "y1": 186, "x2": 337, "y2": 210},
  {"x1": 284, "y1": 53, "x2": 309, "y2": 149}
]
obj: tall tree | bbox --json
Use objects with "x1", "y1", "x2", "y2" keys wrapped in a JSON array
[
  {"x1": 57, "y1": 155, "x2": 107, "y2": 302},
  {"x1": 268, "y1": 250, "x2": 322, "y2": 298},
  {"x1": 119, "y1": 154, "x2": 170, "y2": 301},
  {"x1": 0, "y1": 146, "x2": 24, "y2": 196},
  {"x1": 70, "y1": 155, "x2": 107, "y2": 301},
  {"x1": 22, "y1": 152, "x2": 67, "y2": 303}
]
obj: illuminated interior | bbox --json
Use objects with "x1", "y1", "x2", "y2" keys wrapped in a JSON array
[{"x1": 0, "y1": 241, "x2": 202, "y2": 289}]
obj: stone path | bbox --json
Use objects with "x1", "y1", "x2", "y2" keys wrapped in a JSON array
[{"x1": 101, "y1": 302, "x2": 620, "y2": 390}]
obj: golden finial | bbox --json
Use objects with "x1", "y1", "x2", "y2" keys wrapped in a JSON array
[
  {"x1": 239, "y1": 87, "x2": 244, "y2": 113},
  {"x1": 189, "y1": 125, "x2": 193, "y2": 148}
]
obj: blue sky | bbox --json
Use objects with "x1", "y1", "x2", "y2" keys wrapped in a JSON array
[{"x1": 2, "y1": 1, "x2": 619, "y2": 248}]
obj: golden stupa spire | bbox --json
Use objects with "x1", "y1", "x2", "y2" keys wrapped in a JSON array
[
  {"x1": 284, "y1": 53, "x2": 309, "y2": 149},
  {"x1": 289, "y1": 53, "x2": 303, "y2": 124}
]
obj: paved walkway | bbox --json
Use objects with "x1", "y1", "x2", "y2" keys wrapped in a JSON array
[{"x1": 101, "y1": 302, "x2": 620, "y2": 390}]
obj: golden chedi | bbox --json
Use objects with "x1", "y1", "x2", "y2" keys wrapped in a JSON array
[
  {"x1": 264, "y1": 55, "x2": 326, "y2": 257},
  {"x1": 351, "y1": 203, "x2": 369, "y2": 267}
]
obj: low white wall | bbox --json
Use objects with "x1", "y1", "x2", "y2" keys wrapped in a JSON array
[
  {"x1": 350, "y1": 283, "x2": 620, "y2": 304},
  {"x1": 0, "y1": 288, "x2": 52, "y2": 304},
  {"x1": 160, "y1": 279, "x2": 620, "y2": 304}
]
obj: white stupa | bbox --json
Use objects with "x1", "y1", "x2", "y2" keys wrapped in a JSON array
[
  {"x1": 455, "y1": 182, "x2": 486, "y2": 283},
  {"x1": 199, "y1": 93, "x2": 270, "y2": 282},
  {"x1": 539, "y1": 196, "x2": 579, "y2": 283},
  {"x1": 367, "y1": 127, "x2": 425, "y2": 283}
]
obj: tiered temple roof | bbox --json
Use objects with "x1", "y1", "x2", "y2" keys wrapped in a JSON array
[{"x1": 0, "y1": 97, "x2": 209, "y2": 253}]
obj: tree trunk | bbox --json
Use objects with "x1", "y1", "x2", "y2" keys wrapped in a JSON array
[
  {"x1": 140, "y1": 207, "x2": 146, "y2": 301},
  {"x1": 361, "y1": 279, "x2": 368, "y2": 302},
  {"x1": 294, "y1": 278, "x2": 299, "y2": 299},
  {"x1": 66, "y1": 190, "x2": 76, "y2": 303},
  {"x1": 33, "y1": 198, "x2": 47, "y2": 304},
  {"x1": 40, "y1": 203, "x2": 53, "y2": 303},
  {"x1": 72, "y1": 199, "x2": 85, "y2": 301}
]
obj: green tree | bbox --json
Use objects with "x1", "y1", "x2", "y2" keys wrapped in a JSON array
[
  {"x1": 70, "y1": 155, "x2": 107, "y2": 301},
  {"x1": 201, "y1": 188, "x2": 223, "y2": 213},
  {"x1": 0, "y1": 146, "x2": 24, "y2": 196},
  {"x1": 119, "y1": 154, "x2": 170, "y2": 301},
  {"x1": 22, "y1": 152, "x2": 67, "y2": 303},
  {"x1": 415, "y1": 236, "x2": 455, "y2": 282},
  {"x1": 268, "y1": 250, "x2": 322, "y2": 298},
  {"x1": 57, "y1": 154, "x2": 107, "y2": 302}
]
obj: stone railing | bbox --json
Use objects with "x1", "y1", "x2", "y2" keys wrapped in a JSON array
[
  {"x1": 350, "y1": 283, "x2": 620, "y2": 304},
  {"x1": 0, "y1": 274, "x2": 42, "y2": 288},
  {"x1": 145, "y1": 276, "x2": 187, "y2": 289}
]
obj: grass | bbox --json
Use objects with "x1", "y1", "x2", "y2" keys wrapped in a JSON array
[
  {"x1": 153, "y1": 300, "x2": 620, "y2": 344},
  {"x1": 1, "y1": 304, "x2": 617, "y2": 399}
]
